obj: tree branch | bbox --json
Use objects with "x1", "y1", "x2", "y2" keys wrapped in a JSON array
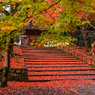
[
  {"x1": 84, "y1": 23, "x2": 88, "y2": 30},
  {"x1": 40, "y1": 0, "x2": 61, "y2": 13},
  {"x1": 26, "y1": 0, "x2": 61, "y2": 24},
  {"x1": 85, "y1": 14, "x2": 95, "y2": 29},
  {"x1": 86, "y1": 30, "x2": 91, "y2": 39}
]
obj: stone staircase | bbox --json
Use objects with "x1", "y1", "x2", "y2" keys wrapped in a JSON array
[{"x1": 21, "y1": 46, "x2": 95, "y2": 82}]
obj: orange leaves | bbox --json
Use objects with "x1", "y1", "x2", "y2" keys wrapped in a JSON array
[
  {"x1": 30, "y1": 42, "x2": 34, "y2": 46},
  {"x1": 37, "y1": 44, "x2": 41, "y2": 48},
  {"x1": 41, "y1": 41, "x2": 44, "y2": 43},
  {"x1": 1, "y1": 22, "x2": 9, "y2": 30},
  {"x1": 58, "y1": 43, "x2": 62, "y2": 48},
  {"x1": 93, "y1": 6, "x2": 95, "y2": 8},
  {"x1": 1, "y1": 27, "x2": 6, "y2": 30},
  {"x1": 43, "y1": 36, "x2": 45, "y2": 39},
  {"x1": 0, "y1": 21, "x2": 17, "y2": 31},
  {"x1": 19, "y1": 22, "x2": 24, "y2": 26},
  {"x1": 28, "y1": 11, "x2": 32, "y2": 16},
  {"x1": 0, "y1": 21, "x2": 3, "y2": 24},
  {"x1": 54, "y1": 40, "x2": 57, "y2": 42},
  {"x1": 4, "y1": 22, "x2": 8, "y2": 27}
]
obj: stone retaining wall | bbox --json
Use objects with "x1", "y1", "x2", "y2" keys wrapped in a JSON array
[{"x1": 0, "y1": 68, "x2": 28, "y2": 82}]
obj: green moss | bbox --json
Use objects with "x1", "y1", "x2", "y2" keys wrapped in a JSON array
[
  {"x1": 1, "y1": 66, "x2": 8, "y2": 87},
  {"x1": 2, "y1": 66, "x2": 8, "y2": 77},
  {"x1": 89, "y1": 64, "x2": 95, "y2": 67},
  {"x1": 57, "y1": 47, "x2": 93, "y2": 66}
]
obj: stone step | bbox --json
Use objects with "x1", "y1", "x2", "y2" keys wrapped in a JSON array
[
  {"x1": 26, "y1": 64, "x2": 89, "y2": 67},
  {"x1": 28, "y1": 70, "x2": 95, "y2": 75},
  {"x1": 24, "y1": 60, "x2": 82, "y2": 62},
  {"x1": 21, "y1": 50, "x2": 63, "y2": 53},
  {"x1": 25, "y1": 62, "x2": 86, "y2": 65},
  {"x1": 23, "y1": 55, "x2": 75, "y2": 58},
  {"x1": 28, "y1": 75, "x2": 95, "y2": 81},
  {"x1": 27, "y1": 67, "x2": 92, "y2": 71},
  {"x1": 22, "y1": 51, "x2": 64, "y2": 53},
  {"x1": 28, "y1": 73, "x2": 95, "y2": 76},
  {"x1": 27, "y1": 68, "x2": 95, "y2": 72},
  {"x1": 24, "y1": 57, "x2": 77, "y2": 60},
  {"x1": 22, "y1": 54, "x2": 73, "y2": 57}
]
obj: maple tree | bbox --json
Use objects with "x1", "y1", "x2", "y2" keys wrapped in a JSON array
[
  {"x1": 0, "y1": 0, "x2": 95, "y2": 87},
  {"x1": 31, "y1": 0, "x2": 95, "y2": 47}
]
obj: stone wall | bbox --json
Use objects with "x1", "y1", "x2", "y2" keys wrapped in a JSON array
[{"x1": 0, "y1": 68, "x2": 28, "y2": 82}]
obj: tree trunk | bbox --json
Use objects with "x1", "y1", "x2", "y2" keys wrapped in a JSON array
[
  {"x1": 84, "y1": 39, "x2": 89, "y2": 52},
  {"x1": 1, "y1": 48, "x2": 10, "y2": 87},
  {"x1": 1, "y1": 38, "x2": 14, "y2": 87}
]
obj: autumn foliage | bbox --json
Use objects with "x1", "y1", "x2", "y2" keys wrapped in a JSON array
[{"x1": 0, "y1": 0, "x2": 95, "y2": 87}]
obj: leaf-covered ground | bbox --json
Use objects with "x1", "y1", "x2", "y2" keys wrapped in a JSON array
[
  {"x1": 0, "y1": 80, "x2": 95, "y2": 95},
  {"x1": 0, "y1": 46, "x2": 25, "y2": 69}
]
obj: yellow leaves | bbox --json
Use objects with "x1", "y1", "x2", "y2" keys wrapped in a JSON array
[
  {"x1": 42, "y1": 1, "x2": 46, "y2": 5},
  {"x1": 89, "y1": 10, "x2": 95, "y2": 13},
  {"x1": 22, "y1": 4, "x2": 32, "y2": 9},
  {"x1": 27, "y1": 5, "x2": 32, "y2": 8},
  {"x1": 91, "y1": 2, "x2": 95, "y2": 7},
  {"x1": 11, "y1": 0, "x2": 17, "y2": 2},
  {"x1": 1, "y1": 26, "x2": 17, "y2": 31},
  {"x1": 86, "y1": 21, "x2": 90, "y2": 23},
  {"x1": 81, "y1": 21, "x2": 90, "y2": 25}
]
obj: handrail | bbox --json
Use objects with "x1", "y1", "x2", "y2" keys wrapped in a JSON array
[
  {"x1": 61, "y1": 46, "x2": 95, "y2": 67},
  {"x1": 66, "y1": 46, "x2": 95, "y2": 60}
]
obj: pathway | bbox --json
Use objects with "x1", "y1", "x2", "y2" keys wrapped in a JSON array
[{"x1": 21, "y1": 46, "x2": 95, "y2": 81}]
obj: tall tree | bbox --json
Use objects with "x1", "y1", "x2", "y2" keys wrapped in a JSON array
[{"x1": 80, "y1": 24, "x2": 91, "y2": 52}]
